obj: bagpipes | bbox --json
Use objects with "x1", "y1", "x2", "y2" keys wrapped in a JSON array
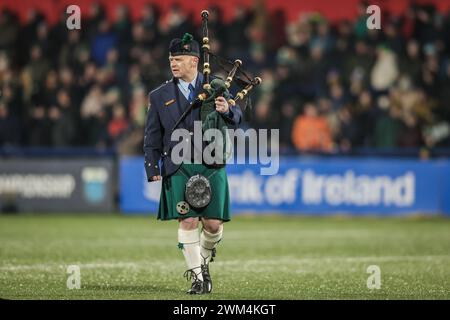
[
  {"x1": 172, "y1": 9, "x2": 262, "y2": 132},
  {"x1": 175, "y1": 10, "x2": 263, "y2": 210},
  {"x1": 199, "y1": 9, "x2": 261, "y2": 122}
]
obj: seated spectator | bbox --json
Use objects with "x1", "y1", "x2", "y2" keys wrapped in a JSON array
[{"x1": 291, "y1": 102, "x2": 333, "y2": 152}]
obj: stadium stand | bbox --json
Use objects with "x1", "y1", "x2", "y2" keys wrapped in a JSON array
[{"x1": 0, "y1": 0, "x2": 449, "y2": 158}]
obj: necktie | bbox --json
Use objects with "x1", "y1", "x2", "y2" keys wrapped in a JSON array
[{"x1": 188, "y1": 84, "x2": 195, "y2": 104}]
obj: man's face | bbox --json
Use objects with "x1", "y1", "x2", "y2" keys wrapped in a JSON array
[{"x1": 169, "y1": 55, "x2": 198, "y2": 79}]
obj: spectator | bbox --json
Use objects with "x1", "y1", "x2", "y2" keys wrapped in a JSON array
[
  {"x1": 85, "y1": 2, "x2": 106, "y2": 42},
  {"x1": 21, "y1": 45, "x2": 51, "y2": 102},
  {"x1": 28, "y1": 105, "x2": 51, "y2": 146},
  {"x1": 353, "y1": 90, "x2": 375, "y2": 146},
  {"x1": 374, "y1": 105, "x2": 403, "y2": 148},
  {"x1": 141, "y1": 3, "x2": 160, "y2": 46},
  {"x1": 59, "y1": 30, "x2": 84, "y2": 69},
  {"x1": 227, "y1": 6, "x2": 251, "y2": 58},
  {"x1": 344, "y1": 40, "x2": 374, "y2": 88},
  {"x1": 91, "y1": 19, "x2": 117, "y2": 66},
  {"x1": 114, "y1": 4, "x2": 132, "y2": 60},
  {"x1": 49, "y1": 89, "x2": 76, "y2": 146},
  {"x1": 108, "y1": 104, "x2": 129, "y2": 142},
  {"x1": 336, "y1": 106, "x2": 359, "y2": 151},
  {"x1": 384, "y1": 20, "x2": 404, "y2": 55},
  {"x1": 116, "y1": 86, "x2": 147, "y2": 155},
  {"x1": 0, "y1": 102, "x2": 21, "y2": 146},
  {"x1": 0, "y1": 9, "x2": 19, "y2": 57},
  {"x1": 278, "y1": 100, "x2": 297, "y2": 150},
  {"x1": 371, "y1": 45, "x2": 399, "y2": 92},
  {"x1": 399, "y1": 39, "x2": 422, "y2": 86},
  {"x1": 328, "y1": 83, "x2": 347, "y2": 110},
  {"x1": 397, "y1": 114, "x2": 424, "y2": 147},
  {"x1": 291, "y1": 102, "x2": 333, "y2": 152},
  {"x1": 81, "y1": 85, "x2": 104, "y2": 118}
]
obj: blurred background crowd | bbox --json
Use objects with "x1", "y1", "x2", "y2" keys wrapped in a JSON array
[{"x1": 0, "y1": 0, "x2": 449, "y2": 156}]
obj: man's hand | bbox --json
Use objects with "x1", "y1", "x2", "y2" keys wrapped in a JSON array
[
  {"x1": 215, "y1": 96, "x2": 229, "y2": 114},
  {"x1": 150, "y1": 175, "x2": 162, "y2": 181}
]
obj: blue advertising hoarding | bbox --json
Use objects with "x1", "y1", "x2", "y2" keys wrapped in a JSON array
[
  {"x1": 0, "y1": 158, "x2": 115, "y2": 212},
  {"x1": 119, "y1": 156, "x2": 450, "y2": 216}
]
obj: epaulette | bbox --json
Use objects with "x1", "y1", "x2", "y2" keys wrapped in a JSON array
[{"x1": 149, "y1": 79, "x2": 172, "y2": 96}]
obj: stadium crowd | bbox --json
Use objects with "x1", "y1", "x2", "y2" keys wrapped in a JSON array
[{"x1": 0, "y1": 1, "x2": 449, "y2": 155}]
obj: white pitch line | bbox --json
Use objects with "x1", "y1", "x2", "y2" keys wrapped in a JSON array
[
  {"x1": 0, "y1": 255, "x2": 449, "y2": 272},
  {"x1": 0, "y1": 262, "x2": 141, "y2": 272}
]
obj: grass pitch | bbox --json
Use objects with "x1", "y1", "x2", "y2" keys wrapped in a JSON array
[{"x1": 0, "y1": 214, "x2": 449, "y2": 300}]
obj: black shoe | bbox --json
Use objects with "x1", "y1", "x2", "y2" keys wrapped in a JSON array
[
  {"x1": 183, "y1": 269, "x2": 206, "y2": 295},
  {"x1": 201, "y1": 264, "x2": 212, "y2": 293},
  {"x1": 187, "y1": 280, "x2": 206, "y2": 294}
]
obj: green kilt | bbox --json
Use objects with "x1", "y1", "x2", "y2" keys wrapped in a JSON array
[{"x1": 157, "y1": 163, "x2": 231, "y2": 221}]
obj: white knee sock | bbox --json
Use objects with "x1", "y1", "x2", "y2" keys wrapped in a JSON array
[
  {"x1": 178, "y1": 228, "x2": 203, "y2": 281},
  {"x1": 200, "y1": 225, "x2": 223, "y2": 265}
]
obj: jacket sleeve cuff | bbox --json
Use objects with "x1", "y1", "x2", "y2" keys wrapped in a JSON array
[
  {"x1": 221, "y1": 109, "x2": 234, "y2": 120},
  {"x1": 145, "y1": 161, "x2": 160, "y2": 182}
]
